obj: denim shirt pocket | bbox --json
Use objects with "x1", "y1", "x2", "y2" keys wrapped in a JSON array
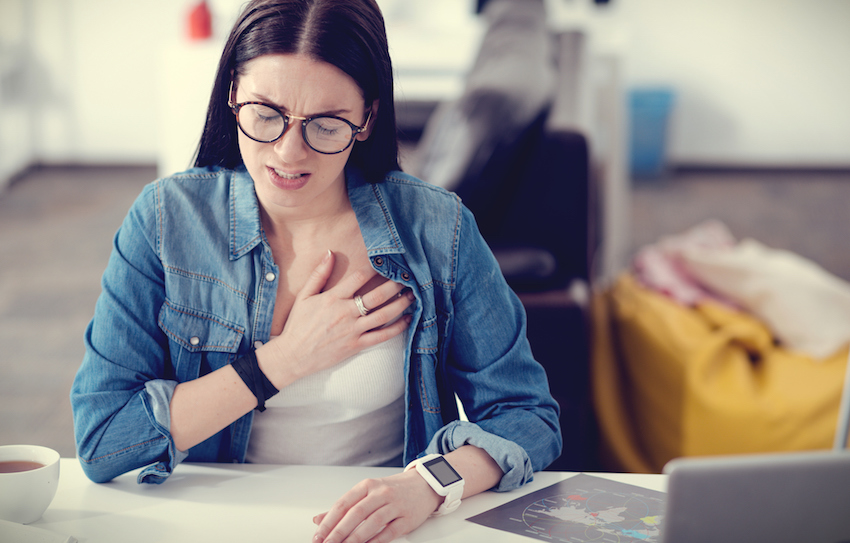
[{"x1": 157, "y1": 300, "x2": 245, "y2": 382}]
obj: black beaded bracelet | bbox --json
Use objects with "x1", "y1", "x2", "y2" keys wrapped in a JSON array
[{"x1": 232, "y1": 350, "x2": 279, "y2": 412}]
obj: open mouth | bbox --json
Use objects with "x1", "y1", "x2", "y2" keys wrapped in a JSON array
[
  {"x1": 273, "y1": 168, "x2": 306, "y2": 180},
  {"x1": 266, "y1": 166, "x2": 310, "y2": 191}
]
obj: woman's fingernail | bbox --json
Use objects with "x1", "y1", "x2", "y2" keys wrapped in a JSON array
[{"x1": 324, "y1": 249, "x2": 332, "y2": 262}]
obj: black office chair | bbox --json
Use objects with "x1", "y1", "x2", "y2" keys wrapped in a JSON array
[{"x1": 409, "y1": 0, "x2": 598, "y2": 471}]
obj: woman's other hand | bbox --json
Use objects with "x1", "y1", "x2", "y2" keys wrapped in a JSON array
[
  {"x1": 311, "y1": 446, "x2": 503, "y2": 543},
  {"x1": 311, "y1": 469, "x2": 441, "y2": 543},
  {"x1": 257, "y1": 250, "x2": 414, "y2": 389}
]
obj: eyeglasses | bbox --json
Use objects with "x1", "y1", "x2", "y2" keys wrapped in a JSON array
[{"x1": 228, "y1": 83, "x2": 371, "y2": 155}]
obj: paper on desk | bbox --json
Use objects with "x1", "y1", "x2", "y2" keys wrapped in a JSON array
[
  {"x1": 0, "y1": 519, "x2": 77, "y2": 543},
  {"x1": 467, "y1": 474, "x2": 666, "y2": 543}
]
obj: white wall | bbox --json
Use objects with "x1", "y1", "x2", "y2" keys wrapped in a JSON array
[
  {"x1": 0, "y1": 0, "x2": 39, "y2": 185},
  {"x1": 1, "y1": 0, "x2": 848, "y2": 189},
  {"x1": 0, "y1": 0, "x2": 241, "y2": 189},
  {"x1": 553, "y1": 0, "x2": 850, "y2": 168}
]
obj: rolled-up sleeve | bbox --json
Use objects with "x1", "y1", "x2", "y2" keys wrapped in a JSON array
[{"x1": 423, "y1": 420, "x2": 534, "y2": 491}]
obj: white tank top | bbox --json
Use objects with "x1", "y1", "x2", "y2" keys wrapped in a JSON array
[{"x1": 245, "y1": 330, "x2": 407, "y2": 467}]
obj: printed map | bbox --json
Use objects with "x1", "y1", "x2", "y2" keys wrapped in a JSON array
[{"x1": 467, "y1": 473, "x2": 666, "y2": 542}]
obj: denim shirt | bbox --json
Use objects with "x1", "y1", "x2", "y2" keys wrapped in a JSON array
[{"x1": 71, "y1": 165, "x2": 561, "y2": 488}]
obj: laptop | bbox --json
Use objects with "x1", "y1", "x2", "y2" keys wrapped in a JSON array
[
  {"x1": 661, "y1": 450, "x2": 850, "y2": 542},
  {"x1": 660, "y1": 350, "x2": 850, "y2": 543}
]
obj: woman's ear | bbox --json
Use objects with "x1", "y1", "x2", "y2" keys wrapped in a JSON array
[{"x1": 356, "y1": 99, "x2": 380, "y2": 141}]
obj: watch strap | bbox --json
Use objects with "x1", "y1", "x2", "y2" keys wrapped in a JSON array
[{"x1": 405, "y1": 454, "x2": 464, "y2": 517}]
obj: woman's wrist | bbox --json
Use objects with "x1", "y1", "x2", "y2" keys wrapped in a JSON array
[
  {"x1": 442, "y1": 445, "x2": 503, "y2": 499},
  {"x1": 254, "y1": 342, "x2": 299, "y2": 391},
  {"x1": 404, "y1": 468, "x2": 444, "y2": 513},
  {"x1": 231, "y1": 350, "x2": 279, "y2": 411}
]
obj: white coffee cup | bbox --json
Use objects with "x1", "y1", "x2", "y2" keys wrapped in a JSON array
[{"x1": 0, "y1": 444, "x2": 61, "y2": 524}]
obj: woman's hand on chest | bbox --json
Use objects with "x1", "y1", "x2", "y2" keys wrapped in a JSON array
[{"x1": 256, "y1": 249, "x2": 414, "y2": 390}]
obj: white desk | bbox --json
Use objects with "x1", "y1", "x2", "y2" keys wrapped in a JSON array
[{"x1": 30, "y1": 459, "x2": 665, "y2": 542}]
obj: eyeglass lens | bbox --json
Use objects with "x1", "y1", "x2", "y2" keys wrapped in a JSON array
[{"x1": 237, "y1": 103, "x2": 355, "y2": 153}]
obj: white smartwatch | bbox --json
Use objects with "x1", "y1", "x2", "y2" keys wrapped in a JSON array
[{"x1": 404, "y1": 454, "x2": 465, "y2": 516}]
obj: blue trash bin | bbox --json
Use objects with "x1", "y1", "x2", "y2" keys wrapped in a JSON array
[{"x1": 628, "y1": 88, "x2": 675, "y2": 179}]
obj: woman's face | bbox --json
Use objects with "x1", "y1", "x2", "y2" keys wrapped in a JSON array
[{"x1": 233, "y1": 53, "x2": 373, "y2": 218}]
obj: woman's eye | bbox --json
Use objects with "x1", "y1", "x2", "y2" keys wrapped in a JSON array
[
  {"x1": 247, "y1": 105, "x2": 280, "y2": 123},
  {"x1": 313, "y1": 119, "x2": 343, "y2": 135},
  {"x1": 316, "y1": 124, "x2": 339, "y2": 135}
]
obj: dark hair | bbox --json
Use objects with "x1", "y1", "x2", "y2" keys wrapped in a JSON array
[{"x1": 193, "y1": 0, "x2": 399, "y2": 182}]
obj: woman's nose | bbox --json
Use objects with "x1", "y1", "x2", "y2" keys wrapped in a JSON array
[{"x1": 273, "y1": 122, "x2": 309, "y2": 161}]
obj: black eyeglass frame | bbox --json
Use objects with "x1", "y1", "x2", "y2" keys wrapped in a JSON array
[{"x1": 227, "y1": 82, "x2": 372, "y2": 155}]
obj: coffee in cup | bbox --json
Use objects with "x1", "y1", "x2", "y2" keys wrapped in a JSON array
[
  {"x1": 0, "y1": 461, "x2": 46, "y2": 473},
  {"x1": 0, "y1": 445, "x2": 60, "y2": 524}
]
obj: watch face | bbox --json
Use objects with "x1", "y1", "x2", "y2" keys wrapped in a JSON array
[{"x1": 423, "y1": 456, "x2": 462, "y2": 487}]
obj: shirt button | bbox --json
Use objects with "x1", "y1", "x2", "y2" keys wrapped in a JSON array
[
  {"x1": 401, "y1": 272, "x2": 410, "y2": 281},
  {"x1": 254, "y1": 340, "x2": 264, "y2": 349},
  {"x1": 265, "y1": 272, "x2": 276, "y2": 282},
  {"x1": 189, "y1": 336, "x2": 200, "y2": 346},
  {"x1": 373, "y1": 257, "x2": 384, "y2": 267}
]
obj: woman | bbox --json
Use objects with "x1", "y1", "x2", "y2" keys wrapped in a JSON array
[{"x1": 71, "y1": 1, "x2": 561, "y2": 541}]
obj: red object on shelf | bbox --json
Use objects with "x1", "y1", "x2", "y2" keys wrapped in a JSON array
[{"x1": 187, "y1": 1, "x2": 212, "y2": 40}]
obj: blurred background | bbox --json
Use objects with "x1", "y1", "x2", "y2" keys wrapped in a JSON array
[
  {"x1": 1, "y1": 0, "x2": 849, "y2": 463},
  {"x1": 2, "y1": 0, "x2": 848, "y2": 183}
]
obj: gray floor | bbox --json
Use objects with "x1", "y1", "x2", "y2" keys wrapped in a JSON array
[
  {"x1": 1, "y1": 165, "x2": 849, "y2": 458},
  {"x1": 0, "y1": 165, "x2": 155, "y2": 457}
]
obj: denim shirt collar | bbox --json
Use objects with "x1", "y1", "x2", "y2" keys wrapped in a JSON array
[
  {"x1": 346, "y1": 168, "x2": 406, "y2": 258},
  {"x1": 229, "y1": 165, "x2": 264, "y2": 261}
]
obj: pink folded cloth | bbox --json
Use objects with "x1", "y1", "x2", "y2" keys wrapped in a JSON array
[
  {"x1": 632, "y1": 220, "x2": 737, "y2": 306},
  {"x1": 631, "y1": 219, "x2": 850, "y2": 357}
]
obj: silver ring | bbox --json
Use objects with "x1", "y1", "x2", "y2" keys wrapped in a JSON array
[{"x1": 354, "y1": 295, "x2": 370, "y2": 317}]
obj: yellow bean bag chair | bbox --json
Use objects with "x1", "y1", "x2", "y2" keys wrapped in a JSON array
[{"x1": 592, "y1": 273, "x2": 848, "y2": 473}]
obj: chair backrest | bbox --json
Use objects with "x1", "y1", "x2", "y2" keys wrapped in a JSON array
[{"x1": 411, "y1": 0, "x2": 593, "y2": 291}]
